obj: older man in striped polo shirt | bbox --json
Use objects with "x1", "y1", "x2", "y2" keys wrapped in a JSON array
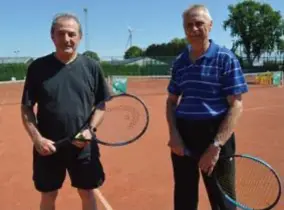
[{"x1": 166, "y1": 4, "x2": 248, "y2": 210}]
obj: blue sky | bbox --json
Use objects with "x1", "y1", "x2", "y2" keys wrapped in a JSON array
[{"x1": 1, "y1": 0, "x2": 283, "y2": 60}]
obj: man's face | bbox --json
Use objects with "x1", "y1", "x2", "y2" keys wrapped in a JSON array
[
  {"x1": 51, "y1": 18, "x2": 81, "y2": 55},
  {"x1": 183, "y1": 9, "x2": 212, "y2": 44}
]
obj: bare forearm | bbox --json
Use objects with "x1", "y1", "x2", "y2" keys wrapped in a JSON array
[
  {"x1": 21, "y1": 105, "x2": 41, "y2": 143},
  {"x1": 215, "y1": 99, "x2": 243, "y2": 146},
  {"x1": 166, "y1": 99, "x2": 178, "y2": 135},
  {"x1": 89, "y1": 108, "x2": 105, "y2": 129}
]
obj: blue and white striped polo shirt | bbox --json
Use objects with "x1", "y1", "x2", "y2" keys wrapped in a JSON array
[{"x1": 167, "y1": 40, "x2": 248, "y2": 120}]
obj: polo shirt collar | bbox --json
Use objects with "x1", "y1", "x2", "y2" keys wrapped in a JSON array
[{"x1": 187, "y1": 39, "x2": 218, "y2": 58}]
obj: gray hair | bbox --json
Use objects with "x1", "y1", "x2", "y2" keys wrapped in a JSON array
[
  {"x1": 182, "y1": 4, "x2": 212, "y2": 22},
  {"x1": 50, "y1": 13, "x2": 82, "y2": 36}
]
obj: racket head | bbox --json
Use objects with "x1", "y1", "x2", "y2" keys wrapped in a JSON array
[
  {"x1": 213, "y1": 154, "x2": 282, "y2": 210},
  {"x1": 93, "y1": 93, "x2": 149, "y2": 146},
  {"x1": 54, "y1": 93, "x2": 149, "y2": 148}
]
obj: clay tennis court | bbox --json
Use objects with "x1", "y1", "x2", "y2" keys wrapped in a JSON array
[{"x1": 0, "y1": 78, "x2": 283, "y2": 209}]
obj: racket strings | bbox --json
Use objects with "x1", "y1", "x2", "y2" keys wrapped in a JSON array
[
  {"x1": 215, "y1": 157, "x2": 280, "y2": 209},
  {"x1": 95, "y1": 95, "x2": 148, "y2": 144},
  {"x1": 106, "y1": 105, "x2": 140, "y2": 129}
]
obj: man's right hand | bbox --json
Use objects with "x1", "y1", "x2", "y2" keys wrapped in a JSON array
[
  {"x1": 34, "y1": 137, "x2": 56, "y2": 156},
  {"x1": 167, "y1": 132, "x2": 185, "y2": 156}
]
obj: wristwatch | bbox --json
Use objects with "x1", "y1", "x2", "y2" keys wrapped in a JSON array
[
  {"x1": 213, "y1": 140, "x2": 222, "y2": 148},
  {"x1": 88, "y1": 125, "x2": 97, "y2": 134}
]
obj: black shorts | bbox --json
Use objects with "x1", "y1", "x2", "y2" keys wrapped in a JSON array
[{"x1": 33, "y1": 141, "x2": 105, "y2": 193}]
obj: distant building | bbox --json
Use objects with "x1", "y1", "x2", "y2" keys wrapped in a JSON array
[
  {"x1": 0, "y1": 57, "x2": 34, "y2": 65},
  {"x1": 108, "y1": 57, "x2": 168, "y2": 66}
]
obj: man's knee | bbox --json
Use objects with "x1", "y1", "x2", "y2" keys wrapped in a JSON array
[
  {"x1": 41, "y1": 190, "x2": 58, "y2": 200},
  {"x1": 41, "y1": 190, "x2": 58, "y2": 206},
  {"x1": 77, "y1": 189, "x2": 96, "y2": 200}
]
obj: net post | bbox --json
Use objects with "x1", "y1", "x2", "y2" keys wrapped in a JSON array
[
  {"x1": 281, "y1": 70, "x2": 284, "y2": 87},
  {"x1": 280, "y1": 71, "x2": 284, "y2": 88},
  {"x1": 272, "y1": 71, "x2": 284, "y2": 88}
]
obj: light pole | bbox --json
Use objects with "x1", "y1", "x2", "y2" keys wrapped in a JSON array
[
  {"x1": 14, "y1": 50, "x2": 20, "y2": 58},
  {"x1": 83, "y1": 8, "x2": 89, "y2": 52}
]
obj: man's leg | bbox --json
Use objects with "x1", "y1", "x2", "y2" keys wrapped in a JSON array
[
  {"x1": 33, "y1": 148, "x2": 66, "y2": 210},
  {"x1": 40, "y1": 191, "x2": 58, "y2": 210},
  {"x1": 171, "y1": 152, "x2": 200, "y2": 210},
  {"x1": 67, "y1": 142, "x2": 105, "y2": 210},
  {"x1": 201, "y1": 134, "x2": 237, "y2": 210},
  {"x1": 77, "y1": 189, "x2": 98, "y2": 210},
  {"x1": 201, "y1": 160, "x2": 236, "y2": 210}
]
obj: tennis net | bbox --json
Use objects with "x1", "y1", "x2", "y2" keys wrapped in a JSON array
[
  {"x1": 109, "y1": 71, "x2": 284, "y2": 96},
  {"x1": 0, "y1": 71, "x2": 282, "y2": 106}
]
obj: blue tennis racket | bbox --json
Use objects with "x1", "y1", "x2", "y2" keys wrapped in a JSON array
[{"x1": 184, "y1": 149, "x2": 282, "y2": 210}]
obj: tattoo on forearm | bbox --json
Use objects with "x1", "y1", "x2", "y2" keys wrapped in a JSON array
[{"x1": 21, "y1": 106, "x2": 40, "y2": 141}]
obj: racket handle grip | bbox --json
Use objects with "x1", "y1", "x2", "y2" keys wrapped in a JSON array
[{"x1": 54, "y1": 138, "x2": 69, "y2": 148}]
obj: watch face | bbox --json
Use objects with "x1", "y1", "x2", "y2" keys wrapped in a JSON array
[{"x1": 214, "y1": 141, "x2": 221, "y2": 147}]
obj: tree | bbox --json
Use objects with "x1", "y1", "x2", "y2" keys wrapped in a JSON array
[
  {"x1": 83, "y1": 50, "x2": 100, "y2": 61},
  {"x1": 124, "y1": 46, "x2": 143, "y2": 59},
  {"x1": 167, "y1": 38, "x2": 188, "y2": 55},
  {"x1": 144, "y1": 38, "x2": 187, "y2": 57},
  {"x1": 223, "y1": 0, "x2": 284, "y2": 66},
  {"x1": 170, "y1": 38, "x2": 188, "y2": 46},
  {"x1": 122, "y1": 38, "x2": 187, "y2": 60},
  {"x1": 277, "y1": 38, "x2": 284, "y2": 52}
]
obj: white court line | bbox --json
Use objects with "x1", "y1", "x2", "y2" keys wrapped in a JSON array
[
  {"x1": 0, "y1": 80, "x2": 25, "y2": 84},
  {"x1": 244, "y1": 104, "x2": 284, "y2": 112},
  {"x1": 94, "y1": 189, "x2": 114, "y2": 210}
]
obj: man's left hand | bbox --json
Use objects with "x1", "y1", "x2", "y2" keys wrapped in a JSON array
[{"x1": 198, "y1": 144, "x2": 221, "y2": 176}]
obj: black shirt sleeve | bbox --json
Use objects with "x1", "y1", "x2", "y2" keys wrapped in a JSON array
[
  {"x1": 93, "y1": 62, "x2": 111, "y2": 105},
  {"x1": 21, "y1": 62, "x2": 37, "y2": 107}
]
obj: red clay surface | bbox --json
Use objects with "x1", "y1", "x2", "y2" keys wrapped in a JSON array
[{"x1": 0, "y1": 80, "x2": 284, "y2": 210}]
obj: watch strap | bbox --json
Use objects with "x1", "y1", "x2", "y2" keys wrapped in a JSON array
[{"x1": 88, "y1": 125, "x2": 97, "y2": 133}]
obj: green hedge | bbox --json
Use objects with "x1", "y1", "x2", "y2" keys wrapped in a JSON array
[
  {"x1": 1, "y1": 57, "x2": 283, "y2": 81},
  {"x1": 239, "y1": 56, "x2": 284, "y2": 73},
  {"x1": 263, "y1": 61, "x2": 284, "y2": 71},
  {"x1": 0, "y1": 63, "x2": 171, "y2": 82},
  {"x1": 0, "y1": 63, "x2": 28, "y2": 81},
  {"x1": 101, "y1": 63, "x2": 170, "y2": 76}
]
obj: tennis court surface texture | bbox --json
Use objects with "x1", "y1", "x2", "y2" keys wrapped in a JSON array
[{"x1": 0, "y1": 76, "x2": 283, "y2": 209}]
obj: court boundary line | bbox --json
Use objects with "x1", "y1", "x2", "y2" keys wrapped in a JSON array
[
  {"x1": 0, "y1": 80, "x2": 25, "y2": 84},
  {"x1": 244, "y1": 104, "x2": 284, "y2": 112},
  {"x1": 94, "y1": 189, "x2": 113, "y2": 210}
]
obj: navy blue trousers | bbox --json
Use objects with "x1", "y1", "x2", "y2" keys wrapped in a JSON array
[{"x1": 171, "y1": 116, "x2": 236, "y2": 210}]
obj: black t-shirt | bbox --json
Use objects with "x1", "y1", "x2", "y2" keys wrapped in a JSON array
[{"x1": 21, "y1": 53, "x2": 110, "y2": 141}]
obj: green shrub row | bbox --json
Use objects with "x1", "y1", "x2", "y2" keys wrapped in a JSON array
[{"x1": 1, "y1": 59, "x2": 283, "y2": 82}]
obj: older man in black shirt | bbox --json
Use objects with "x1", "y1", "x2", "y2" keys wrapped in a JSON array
[{"x1": 21, "y1": 13, "x2": 110, "y2": 210}]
